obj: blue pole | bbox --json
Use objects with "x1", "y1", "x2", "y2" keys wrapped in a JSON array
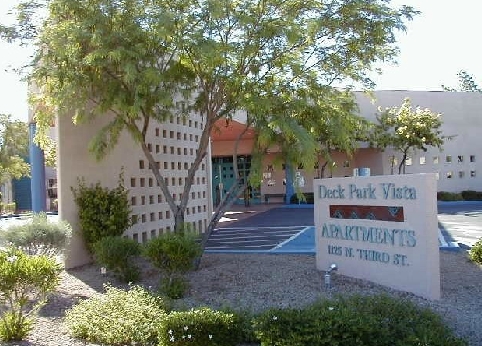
[
  {"x1": 29, "y1": 123, "x2": 47, "y2": 212},
  {"x1": 285, "y1": 163, "x2": 295, "y2": 204}
]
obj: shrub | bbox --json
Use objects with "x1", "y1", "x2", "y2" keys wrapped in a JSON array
[
  {"x1": 144, "y1": 230, "x2": 201, "y2": 299},
  {"x1": 0, "y1": 247, "x2": 62, "y2": 341},
  {"x1": 290, "y1": 192, "x2": 314, "y2": 204},
  {"x1": 65, "y1": 284, "x2": 168, "y2": 346},
  {"x1": 93, "y1": 236, "x2": 141, "y2": 282},
  {"x1": 71, "y1": 175, "x2": 132, "y2": 251},
  {"x1": 437, "y1": 191, "x2": 463, "y2": 201},
  {"x1": 461, "y1": 190, "x2": 482, "y2": 201},
  {"x1": 0, "y1": 213, "x2": 72, "y2": 257},
  {"x1": 253, "y1": 294, "x2": 467, "y2": 346},
  {"x1": 469, "y1": 238, "x2": 482, "y2": 264},
  {"x1": 158, "y1": 307, "x2": 243, "y2": 346}
]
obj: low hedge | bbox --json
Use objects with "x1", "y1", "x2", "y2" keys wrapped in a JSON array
[
  {"x1": 253, "y1": 295, "x2": 467, "y2": 346},
  {"x1": 290, "y1": 192, "x2": 314, "y2": 204}
]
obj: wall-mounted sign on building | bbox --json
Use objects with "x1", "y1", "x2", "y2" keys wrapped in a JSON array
[{"x1": 314, "y1": 173, "x2": 440, "y2": 300}]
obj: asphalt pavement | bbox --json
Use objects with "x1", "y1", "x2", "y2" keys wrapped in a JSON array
[{"x1": 206, "y1": 202, "x2": 482, "y2": 253}]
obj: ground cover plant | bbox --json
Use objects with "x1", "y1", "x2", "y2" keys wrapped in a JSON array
[
  {"x1": 63, "y1": 284, "x2": 467, "y2": 346},
  {"x1": 65, "y1": 284, "x2": 168, "y2": 346},
  {"x1": 158, "y1": 307, "x2": 244, "y2": 346}
]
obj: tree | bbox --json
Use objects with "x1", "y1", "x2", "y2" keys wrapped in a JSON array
[
  {"x1": 0, "y1": 114, "x2": 30, "y2": 183},
  {"x1": 2, "y1": 0, "x2": 417, "y2": 240},
  {"x1": 442, "y1": 70, "x2": 482, "y2": 93},
  {"x1": 371, "y1": 98, "x2": 447, "y2": 174}
]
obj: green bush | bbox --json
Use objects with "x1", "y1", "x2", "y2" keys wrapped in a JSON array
[
  {"x1": 253, "y1": 294, "x2": 467, "y2": 346},
  {"x1": 160, "y1": 276, "x2": 189, "y2": 299},
  {"x1": 93, "y1": 236, "x2": 141, "y2": 282},
  {"x1": 0, "y1": 213, "x2": 72, "y2": 257},
  {"x1": 290, "y1": 192, "x2": 314, "y2": 204},
  {"x1": 158, "y1": 307, "x2": 243, "y2": 346},
  {"x1": 437, "y1": 191, "x2": 464, "y2": 201},
  {"x1": 0, "y1": 247, "x2": 61, "y2": 341},
  {"x1": 65, "y1": 284, "x2": 168, "y2": 346},
  {"x1": 71, "y1": 175, "x2": 132, "y2": 252},
  {"x1": 144, "y1": 230, "x2": 201, "y2": 299},
  {"x1": 469, "y1": 238, "x2": 482, "y2": 264},
  {"x1": 461, "y1": 190, "x2": 482, "y2": 201}
]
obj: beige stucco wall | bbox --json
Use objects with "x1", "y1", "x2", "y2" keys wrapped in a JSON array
[
  {"x1": 59, "y1": 112, "x2": 210, "y2": 268},
  {"x1": 355, "y1": 91, "x2": 482, "y2": 192}
]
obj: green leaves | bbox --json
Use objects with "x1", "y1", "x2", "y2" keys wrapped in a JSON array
[
  {"x1": 71, "y1": 176, "x2": 132, "y2": 251},
  {"x1": 0, "y1": 113, "x2": 30, "y2": 183},
  {"x1": 0, "y1": 247, "x2": 61, "y2": 341},
  {"x1": 371, "y1": 98, "x2": 448, "y2": 174}
]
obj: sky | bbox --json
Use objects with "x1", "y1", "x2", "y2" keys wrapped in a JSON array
[{"x1": 1, "y1": 0, "x2": 481, "y2": 122}]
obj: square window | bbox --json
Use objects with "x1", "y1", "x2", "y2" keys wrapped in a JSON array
[
  {"x1": 342, "y1": 160, "x2": 350, "y2": 168},
  {"x1": 141, "y1": 196, "x2": 146, "y2": 205},
  {"x1": 147, "y1": 143, "x2": 152, "y2": 152},
  {"x1": 151, "y1": 229, "x2": 156, "y2": 239},
  {"x1": 131, "y1": 196, "x2": 137, "y2": 205},
  {"x1": 458, "y1": 155, "x2": 464, "y2": 163},
  {"x1": 150, "y1": 213, "x2": 155, "y2": 222},
  {"x1": 132, "y1": 215, "x2": 138, "y2": 224},
  {"x1": 446, "y1": 171, "x2": 453, "y2": 179},
  {"x1": 163, "y1": 145, "x2": 167, "y2": 154},
  {"x1": 171, "y1": 162, "x2": 175, "y2": 170},
  {"x1": 159, "y1": 211, "x2": 163, "y2": 219},
  {"x1": 149, "y1": 195, "x2": 154, "y2": 204},
  {"x1": 164, "y1": 162, "x2": 168, "y2": 169},
  {"x1": 470, "y1": 155, "x2": 476, "y2": 163},
  {"x1": 130, "y1": 178, "x2": 136, "y2": 187},
  {"x1": 459, "y1": 171, "x2": 465, "y2": 178},
  {"x1": 156, "y1": 145, "x2": 160, "y2": 153},
  {"x1": 155, "y1": 128, "x2": 160, "y2": 136},
  {"x1": 166, "y1": 211, "x2": 170, "y2": 219},
  {"x1": 433, "y1": 156, "x2": 439, "y2": 164},
  {"x1": 162, "y1": 129, "x2": 167, "y2": 138},
  {"x1": 446, "y1": 155, "x2": 452, "y2": 163},
  {"x1": 419, "y1": 156, "x2": 426, "y2": 165},
  {"x1": 170, "y1": 131, "x2": 174, "y2": 138},
  {"x1": 139, "y1": 160, "x2": 145, "y2": 169},
  {"x1": 471, "y1": 170, "x2": 476, "y2": 177},
  {"x1": 170, "y1": 146, "x2": 175, "y2": 154},
  {"x1": 158, "y1": 194, "x2": 162, "y2": 203},
  {"x1": 140, "y1": 178, "x2": 145, "y2": 187},
  {"x1": 149, "y1": 178, "x2": 153, "y2": 187},
  {"x1": 141, "y1": 214, "x2": 146, "y2": 223}
]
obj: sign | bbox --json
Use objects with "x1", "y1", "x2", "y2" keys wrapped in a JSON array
[{"x1": 315, "y1": 174, "x2": 440, "y2": 300}]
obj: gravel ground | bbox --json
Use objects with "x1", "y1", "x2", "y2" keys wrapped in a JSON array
[{"x1": 3, "y1": 250, "x2": 482, "y2": 346}]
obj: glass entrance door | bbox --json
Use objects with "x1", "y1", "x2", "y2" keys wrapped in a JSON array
[{"x1": 212, "y1": 155, "x2": 261, "y2": 206}]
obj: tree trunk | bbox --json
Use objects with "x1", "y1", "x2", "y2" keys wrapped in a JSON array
[
  {"x1": 398, "y1": 151, "x2": 408, "y2": 174},
  {"x1": 174, "y1": 205, "x2": 185, "y2": 233}
]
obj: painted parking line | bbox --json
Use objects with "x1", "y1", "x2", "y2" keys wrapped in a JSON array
[{"x1": 206, "y1": 226, "x2": 460, "y2": 253}]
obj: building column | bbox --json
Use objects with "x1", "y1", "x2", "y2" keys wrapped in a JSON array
[
  {"x1": 285, "y1": 163, "x2": 295, "y2": 204},
  {"x1": 29, "y1": 122, "x2": 47, "y2": 212}
]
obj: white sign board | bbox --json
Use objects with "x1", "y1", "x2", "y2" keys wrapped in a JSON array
[{"x1": 315, "y1": 174, "x2": 440, "y2": 300}]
